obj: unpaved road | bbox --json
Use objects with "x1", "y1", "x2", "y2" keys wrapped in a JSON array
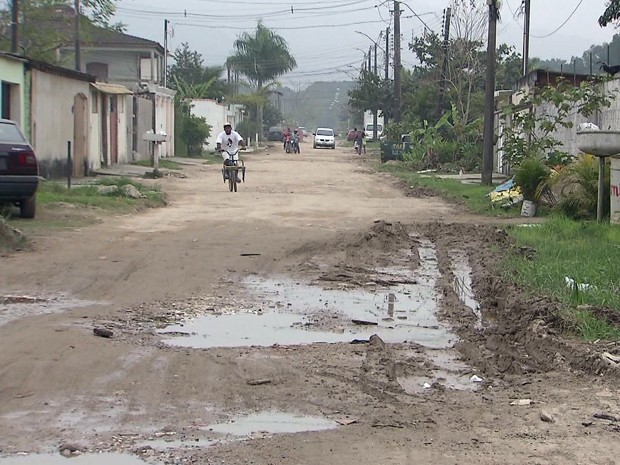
[{"x1": 1, "y1": 146, "x2": 620, "y2": 464}]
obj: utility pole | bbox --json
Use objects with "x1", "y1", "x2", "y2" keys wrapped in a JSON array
[
  {"x1": 393, "y1": 0, "x2": 402, "y2": 122},
  {"x1": 74, "y1": 0, "x2": 81, "y2": 71},
  {"x1": 436, "y1": 7, "x2": 451, "y2": 120},
  {"x1": 373, "y1": 41, "x2": 378, "y2": 141},
  {"x1": 164, "y1": 19, "x2": 169, "y2": 87},
  {"x1": 482, "y1": 0, "x2": 499, "y2": 186},
  {"x1": 11, "y1": 0, "x2": 18, "y2": 53},
  {"x1": 385, "y1": 27, "x2": 389, "y2": 80},
  {"x1": 522, "y1": 0, "x2": 531, "y2": 76},
  {"x1": 368, "y1": 46, "x2": 372, "y2": 73}
]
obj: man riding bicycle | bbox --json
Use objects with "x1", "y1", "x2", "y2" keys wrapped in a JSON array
[{"x1": 216, "y1": 123, "x2": 246, "y2": 183}]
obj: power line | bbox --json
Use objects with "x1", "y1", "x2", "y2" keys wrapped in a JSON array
[{"x1": 531, "y1": 0, "x2": 584, "y2": 38}]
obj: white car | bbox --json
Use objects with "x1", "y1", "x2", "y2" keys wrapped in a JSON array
[{"x1": 313, "y1": 128, "x2": 335, "y2": 149}]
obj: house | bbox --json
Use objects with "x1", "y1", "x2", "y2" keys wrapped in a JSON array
[
  {"x1": 190, "y1": 99, "x2": 246, "y2": 151},
  {"x1": 495, "y1": 69, "x2": 599, "y2": 174},
  {"x1": 0, "y1": 52, "x2": 134, "y2": 178},
  {"x1": 0, "y1": 53, "x2": 26, "y2": 129},
  {"x1": 58, "y1": 22, "x2": 175, "y2": 161}
]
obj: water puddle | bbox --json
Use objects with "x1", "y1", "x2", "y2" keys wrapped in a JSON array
[
  {"x1": 160, "y1": 240, "x2": 456, "y2": 349},
  {"x1": 137, "y1": 438, "x2": 210, "y2": 450},
  {"x1": 0, "y1": 294, "x2": 102, "y2": 327},
  {"x1": 398, "y1": 348, "x2": 480, "y2": 394},
  {"x1": 0, "y1": 453, "x2": 145, "y2": 464},
  {"x1": 206, "y1": 412, "x2": 338, "y2": 436},
  {"x1": 449, "y1": 250, "x2": 482, "y2": 327}
]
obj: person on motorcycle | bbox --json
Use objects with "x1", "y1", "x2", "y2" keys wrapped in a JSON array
[
  {"x1": 216, "y1": 123, "x2": 245, "y2": 182},
  {"x1": 292, "y1": 129, "x2": 300, "y2": 154},
  {"x1": 283, "y1": 127, "x2": 292, "y2": 151}
]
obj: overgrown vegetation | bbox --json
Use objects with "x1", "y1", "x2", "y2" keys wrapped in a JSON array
[{"x1": 503, "y1": 217, "x2": 620, "y2": 339}]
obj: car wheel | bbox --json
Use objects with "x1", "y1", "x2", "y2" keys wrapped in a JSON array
[
  {"x1": 313, "y1": 144, "x2": 316, "y2": 149},
  {"x1": 20, "y1": 195, "x2": 36, "y2": 219}
]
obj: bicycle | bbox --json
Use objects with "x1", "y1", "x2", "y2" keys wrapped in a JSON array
[{"x1": 220, "y1": 149, "x2": 246, "y2": 192}]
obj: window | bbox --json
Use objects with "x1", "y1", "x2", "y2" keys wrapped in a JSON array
[
  {"x1": 86, "y1": 62, "x2": 109, "y2": 82},
  {"x1": 140, "y1": 57, "x2": 159, "y2": 82},
  {"x1": 316, "y1": 129, "x2": 333, "y2": 136},
  {"x1": 0, "y1": 122, "x2": 26, "y2": 143},
  {"x1": 91, "y1": 91, "x2": 98, "y2": 113}
]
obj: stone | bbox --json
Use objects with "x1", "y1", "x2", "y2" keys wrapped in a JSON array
[
  {"x1": 121, "y1": 184, "x2": 144, "y2": 198},
  {"x1": 93, "y1": 327, "x2": 113, "y2": 338},
  {"x1": 540, "y1": 410, "x2": 555, "y2": 423},
  {"x1": 96, "y1": 185, "x2": 120, "y2": 195},
  {"x1": 368, "y1": 334, "x2": 386, "y2": 349}
]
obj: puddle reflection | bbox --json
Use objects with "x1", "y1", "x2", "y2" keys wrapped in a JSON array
[{"x1": 207, "y1": 412, "x2": 337, "y2": 436}]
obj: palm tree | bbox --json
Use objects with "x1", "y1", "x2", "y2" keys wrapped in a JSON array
[{"x1": 227, "y1": 21, "x2": 297, "y2": 140}]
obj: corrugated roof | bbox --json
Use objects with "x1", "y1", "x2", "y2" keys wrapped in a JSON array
[{"x1": 90, "y1": 82, "x2": 133, "y2": 95}]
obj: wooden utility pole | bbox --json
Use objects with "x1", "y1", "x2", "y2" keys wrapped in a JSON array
[
  {"x1": 11, "y1": 0, "x2": 18, "y2": 53},
  {"x1": 482, "y1": 0, "x2": 499, "y2": 185},
  {"x1": 385, "y1": 27, "x2": 389, "y2": 80},
  {"x1": 373, "y1": 42, "x2": 378, "y2": 141},
  {"x1": 74, "y1": 0, "x2": 81, "y2": 71},
  {"x1": 164, "y1": 19, "x2": 169, "y2": 87},
  {"x1": 436, "y1": 7, "x2": 451, "y2": 119},
  {"x1": 393, "y1": 0, "x2": 402, "y2": 122},
  {"x1": 522, "y1": 0, "x2": 531, "y2": 76}
]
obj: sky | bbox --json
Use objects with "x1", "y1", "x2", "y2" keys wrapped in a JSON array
[{"x1": 113, "y1": 0, "x2": 618, "y2": 87}]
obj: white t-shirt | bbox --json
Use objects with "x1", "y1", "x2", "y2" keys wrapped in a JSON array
[{"x1": 217, "y1": 130, "x2": 244, "y2": 154}]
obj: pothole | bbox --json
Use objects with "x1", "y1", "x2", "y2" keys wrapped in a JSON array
[
  {"x1": 449, "y1": 250, "x2": 482, "y2": 327},
  {"x1": 205, "y1": 412, "x2": 338, "y2": 436},
  {"x1": 159, "y1": 240, "x2": 456, "y2": 349},
  {"x1": 0, "y1": 453, "x2": 146, "y2": 464},
  {"x1": 0, "y1": 294, "x2": 103, "y2": 327}
]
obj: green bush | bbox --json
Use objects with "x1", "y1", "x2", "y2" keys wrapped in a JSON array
[{"x1": 514, "y1": 157, "x2": 550, "y2": 202}]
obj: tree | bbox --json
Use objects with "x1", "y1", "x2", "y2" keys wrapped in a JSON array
[
  {"x1": 0, "y1": 0, "x2": 122, "y2": 62},
  {"x1": 168, "y1": 43, "x2": 228, "y2": 101},
  {"x1": 226, "y1": 21, "x2": 296, "y2": 139},
  {"x1": 599, "y1": 0, "x2": 620, "y2": 27},
  {"x1": 348, "y1": 70, "x2": 392, "y2": 119}
]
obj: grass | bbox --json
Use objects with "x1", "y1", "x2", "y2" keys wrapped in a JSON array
[
  {"x1": 502, "y1": 216, "x2": 620, "y2": 339},
  {"x1": 38, "y1": 177, "x2": 167, "y2": 210},
  {"x1": 132, "y1": 159, "x2": 182, "y2": 170},
  {"x1": 377, "y1": 162, "x2": 521, "y2": 217}
]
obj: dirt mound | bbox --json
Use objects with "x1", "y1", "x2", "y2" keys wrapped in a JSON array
[
  {"x1": 0, "y1": 217, "x2": 26, "y2": 252},
  {"x1": 418, "y1": 221, "x2": 620, "y2": 379}
]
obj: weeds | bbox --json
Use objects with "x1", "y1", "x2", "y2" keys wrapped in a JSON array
[
  {"x1": 131, "y1": 159, "x2": 182, "y2": 170},
  {"x1": 503, "y1": 216, "x2": 620, "y2": 339}
]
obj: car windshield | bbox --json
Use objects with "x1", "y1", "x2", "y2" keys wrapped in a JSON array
[
  {"x1": 0, "y1": 122, "x2": 26, "y2": 143},
  {"x1": 317, "y1": 129, "x2": 333, "y2": 136},
  {"x1": 365, "y1": 124, "x2": 383, "y2": 132}
]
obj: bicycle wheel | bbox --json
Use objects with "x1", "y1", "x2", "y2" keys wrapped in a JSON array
[
  {"x1": 233, "y1": 176, "x2": 238, "y2": 192},
  {"x1": 228, "y1": 172, "x2": 234, "y2": 192}
]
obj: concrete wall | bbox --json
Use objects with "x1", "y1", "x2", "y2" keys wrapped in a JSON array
[
  {"x1": 190, "y1": 99, "x2": 245, "y2": 150},
  {"x1": 155, "y1": 88, "x2": 175, "y2": 157},
  {"x1": 89, "y1": 90, "x2": 103, "y2": 171},
  {"x1": 133, "y1": 95, "x2": 154, "y2": 161},
  {"x1": 0, "y1": 55, "x2": 26, "y2": 130},
  {"x1": 78, "y1": 49, "x2": 164, "y2": 88},
  {"x1": 30, "y1": 69, "x2": 92, "y2": 178}
]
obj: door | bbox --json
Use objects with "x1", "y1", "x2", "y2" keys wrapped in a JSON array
[
  {"x1": 73, "y1": 93, "x2": 88, "y2": 177},
  {"x1": 109, "y1": 95, "x2": 118, "y2": 164},
  {"x1": 1, "y1": 82, "x2": 11, "y2": 120}
]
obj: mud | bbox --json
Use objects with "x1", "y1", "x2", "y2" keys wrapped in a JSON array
[{"x1": 2, "y1": 149, "x2": 620, "y2": 465}]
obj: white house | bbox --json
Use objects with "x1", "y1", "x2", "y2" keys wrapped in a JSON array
[{"x1": 190, "y1": 99, "x2": 245, "y2": 150}]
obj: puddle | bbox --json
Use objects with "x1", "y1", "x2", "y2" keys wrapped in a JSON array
[
  {"x1": 207, "y1": 412, "x2": 338, "y2": 436},
  {"x1": 0, "y1": 453, "x2": 145, "y2": 464},
  {"x1": 160, "y1": 240, "x2": 455, "y2": 349},
  {"x1": 137, "y1": 438, "x2": 210, "y2": 450},
  {"x1": 449, "y1": 250, "x2": 482, "y2": 327},
  {"x1": 0, "y1": 294, "x2": 102, "y2": 327},
  {"x1": 398, "y1": 348, "x2": 479, "y2": 394}
]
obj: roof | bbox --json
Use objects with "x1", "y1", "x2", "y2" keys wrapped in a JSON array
[
  {"x1": 28, "y1": 58, "x2": 96, "y2": 83},
  {"x1": 0, "y1": 52, "x2": 27, "y2": 63},
  {"x1": 81, "y1": 27, "x2": 164, "y2": 54},
  {"x1": 91, "y1": 82, "x2": 133, "y2": 95}
]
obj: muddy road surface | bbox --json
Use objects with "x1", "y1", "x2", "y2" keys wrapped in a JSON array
[{"x1": 1, "y1": 146, "x2": 619, "y2": 465}]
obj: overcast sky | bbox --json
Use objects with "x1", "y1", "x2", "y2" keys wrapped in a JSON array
[{"x1": 114, "y1": 0, "x2": 617, "y2": 86}]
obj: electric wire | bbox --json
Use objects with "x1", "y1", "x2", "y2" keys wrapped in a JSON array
[{"x1": 530, "y1": 0, "x2": 584, "y2": 38}]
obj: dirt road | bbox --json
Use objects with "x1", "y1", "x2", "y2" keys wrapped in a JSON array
[{"x1": 1, "y1": 146, "x2": 619, "y2": 464}]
